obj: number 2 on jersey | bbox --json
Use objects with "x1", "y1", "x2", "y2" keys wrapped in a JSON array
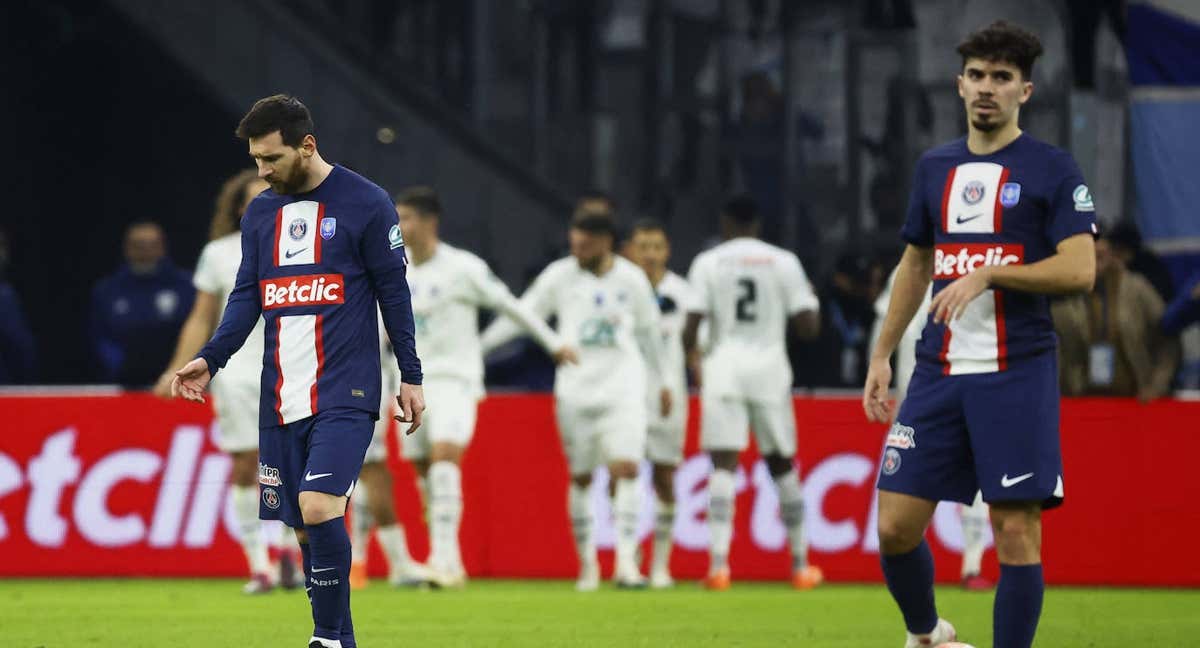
[{"x1": 735, "y1": 277, "x2": 757, "y2": 322}]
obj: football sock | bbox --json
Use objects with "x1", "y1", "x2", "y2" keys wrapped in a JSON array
[
  {"x1": 880, "y1": 540, "x2": 939, "y2": 635},
  {"x1": 349, "y1": 485, "x2": 372, "y2": 564},
  {"x1": 299, "y1": 538, "x2": 315, "y2": 619},
  {"x1": 339, "y1": 597, "x2": 356, "y2": 648},
  {"x1": 960, "y1": 495, "x2": 989, "y2": 577},
  {"x1": 231, "y1": 485, "x2": 269, "y2": 575},
  {"x1": 994, "y1": 563, "x2": 1043, "y2": 648},
  {"x1": 651, "y1": 496, "x2": 674, "y2": 575},
  {"x1": 612, "y1": 477, "x2": 641, "y2": 572},
  {"x1": 568, "y1": 482, "x2": 595, "y2": 567},
  {"x1": 707, "y1": 469, "x2": 735, "y2": 572},
  {"x1": 428, "y1": 461, "x2": 464, "y2": 571},
  {"x1": 772, "y1": 469, "x2": 808, "y2": 570},
  {"x1": 305, "y1": 518, "x2": 351, "y2": 642},
  {"x1": 376, "y1": 524, "x2": 413, "y2": 571}
]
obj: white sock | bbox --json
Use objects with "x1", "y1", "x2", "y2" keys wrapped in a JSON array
[
  {"x1": 376, "y1": 524, "x2": 412, "y2": 571},
  {"x1": 568, "y1": 482, "x2": 595, "y2": 568},
  {"x1": 773, "y1": 469, "x2": 808, "y2": 571},
  {"x1": 651, "y1": 496, "x2": 675, "y2": 576},
  {"x1": 960, "y1": 493, "x2": 989, "y2": 577},
  {"x1": 428, "y1": 461, "x2": 463, "y2": 572},
  {"x1": 350, "y1": 483, "x2": 372, "y2": 563},
  {"x1": 612, "y1": 477, "x2": 641, "y2": 572},
  {"x1": 707, "y1": 469, "x2": 735, "y2": 572},
  {"x1": 231, "y1": 485, "x2": 269, "y2": 575}
]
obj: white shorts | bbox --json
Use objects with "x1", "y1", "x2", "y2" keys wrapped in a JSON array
[
  {"x1": 210, "y1": 378, "x2": 259, "y2": 453},
  {"x1": 700, "y1": 394, "x2": 797, "y2": 458},
  {"x1": 370, "y1": 378, "x2": 481, "y2": 463},
  {"x1": 555, "y1": 399, "x2": 647, "y2": 476},
  {"x1": 646, "y1": 387, "x2": 687, "y2": 465}
]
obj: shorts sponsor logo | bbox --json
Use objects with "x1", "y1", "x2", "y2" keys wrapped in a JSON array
[
  {"x1": 882, "y1": 448, "x2": 902, "y2": 475},
  {"x1": 262, "y1": 487, "x2": 280, "y2": 510},
  {"x1": 260, "y1": 274, "x2": 345, "y2": 309},
  {"x1": 1000, "y1": 182, "x2": 1021, "y2": 207},
  {"x1": 258, "y1": 462, "x2": 281, "y2": 487},
  {"x1": 289, "y1": 218, "x2": 307, "y2": 241},
  {"x1": 885, "y1": 423, "x2": 917, "y2": 450},
  {"x1": 933, "y1": 243, "x2": 1024, "y2": 280},
  {"x1": 962, "y1": 179, "x2": 986, "y2": 205}
]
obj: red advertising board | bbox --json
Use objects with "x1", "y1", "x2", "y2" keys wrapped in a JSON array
[{"x1": 2, "y1": 392, "x2": 1198, "y2": 585}]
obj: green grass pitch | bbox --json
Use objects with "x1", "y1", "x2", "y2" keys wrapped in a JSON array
[{"x1": 2, "y1": 579, "x2": 1196, "y2": 647}]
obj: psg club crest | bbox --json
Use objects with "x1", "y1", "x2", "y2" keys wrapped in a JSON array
[
  {"x1": 262, "y1": 487, "x2": 280, "y2": 510},
  {"x1": 1000, "y1": 182, "x2": 1022, "y2": 208},
  {"x1": 289, "y1": 218, "x2": 307, "y2": 241},
  {"x1": 320, "y1": 217, "x2": 337, "y2": 240},
  {"x1": 962, "y1": 179, "x2": 986, "y2": 205},
  {"x1": 882, "y1": 448, "x2": 902, "y2": 476}
]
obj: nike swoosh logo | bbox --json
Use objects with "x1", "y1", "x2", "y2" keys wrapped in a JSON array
[
  {"x1": 956, "y1": 213, "x2": 984, "y2": 224},
  {"x1": 305, "y1": 471, "x2": 333, "y2": 481},
  {"x1": 311, "y1": 567, "x2": 337, "y2": 573},
  {"x1": 285, "y1": 247, "x2": 308, "y2": 259},
  {"x1": 1001, "y1": 472, "x2": 1034, "y2": 488}
]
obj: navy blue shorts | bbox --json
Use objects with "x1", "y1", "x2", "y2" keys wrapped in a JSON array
[
  {"x1": 257, "y1": 407, "x2": 374, "y2": 528},
  {"x1": 877, "y1": 350, "x2": 1064, "y2": 509}
]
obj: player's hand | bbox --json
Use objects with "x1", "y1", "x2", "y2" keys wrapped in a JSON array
[
  {"x1": 862, "y1": 356, "x2": 893, "y2": 423},
  {"x1": 552, "y1": 346, "x2": 580, "y2": 366},
  {"x1": 659, "y1": 388, "x2": 672, "y2": 418},
  {"x1": 171, "y1": 358, "x2": 211, "y2": 403},
  {"x1": 395, "y1": 382, "x2": 426, "y2": 435},
  {"x1": 152, "y1": 370, "x2": 176, "y2": 399},
  {"x1": 930, "y1": 267, "x2": 992, "y2": 325}
]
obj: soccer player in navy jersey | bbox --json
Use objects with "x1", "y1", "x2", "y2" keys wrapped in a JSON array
[
  {"x1": 171, "y1": 95, "x2": 424, "y2": 648},
  {"x1": 863, "y1": 22, "x2": 1097, "y2": 648}
]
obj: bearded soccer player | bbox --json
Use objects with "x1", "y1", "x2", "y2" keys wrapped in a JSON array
[
  {"x1": 172, "y1": 94, "x2": 424, "y2": 648},
  {"x1": 863, "y1": 22, "x2": 1096, "y2": 648}
]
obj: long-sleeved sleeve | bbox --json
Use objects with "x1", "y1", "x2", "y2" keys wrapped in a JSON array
[
  {"x1": 481, "y1": 264, "x2": 558, "y2": 356},
  {"x1": 631, "y1": 274, "x2": 667, "y2": 389},
  {"x1": 197, "y1": 224, "x2": 262, "y2": 378},
  {"x1": 362, "y1": 199, "x2": 422, "y2": 384},
  {"x1": 470, "y1": 262, "x2": 561, "y2": 354}
]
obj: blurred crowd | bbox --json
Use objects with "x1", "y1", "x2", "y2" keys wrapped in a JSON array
[{"x1": 4, "y1": 191, "x2": 1196, "y2": 398}]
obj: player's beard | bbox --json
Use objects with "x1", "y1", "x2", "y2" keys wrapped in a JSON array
[
  {"x1": 970, "y1": 116, "x2": 1001, "y2": 132},
  {"x1": 269, "y1": 161, "x2": 309, "y2": 195}
]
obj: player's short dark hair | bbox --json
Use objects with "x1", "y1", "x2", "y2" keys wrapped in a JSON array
[
  {"x1": 395, "y1": 186, "x2": 442, "y2": 219},
  {"x1": 235, "y1": 94, "x2": 315, "y2": 147},
  {"x1": 956, "y1": 21, "x2": 1044, "y2": 81},
  {"x1": 630, "y1": 218, "x2": 668, "y2": 237},
  {"x1": 571, "y1": 209, "x2": 617, "y2": 237},
  {"x1": 721, "y1": 194, "x2": 760, "y2": 225}
]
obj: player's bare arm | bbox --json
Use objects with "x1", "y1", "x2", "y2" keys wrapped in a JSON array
[
  {"x1": 155, "y1": 291, "x2": 220, "y2": 398},
  {"x1": 394, "y1": 382, "x2": 426, "y2": 435},
  {"x1": 682, "y1": 312, "x2": 704, "y2": 386},
  {"x1": 863, "y1": 244, "x2": 934, "y2": 423},
  {"x1": 789, "y1": 310, "x2": 820, "y2": 340},
  {"x1": 930, "y1": 232, "x2": 1095, "y2": 324}
]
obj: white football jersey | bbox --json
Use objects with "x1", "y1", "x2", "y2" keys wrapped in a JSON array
[
  {"x1": 386, "y1": 243, "x2": 561, "y2": 396},
  {"x1": 483, "y1": 256, "x2": 665, "y2": 408},
  {"x1": 193, "y1": 233, "x2": 265, "y2": 386},
  {"x1": 687, "y1": 237, "x2": 818, "y2": 400},
  {"x1": 651, "y1": 271, "x2": 692, "y2": 395}
]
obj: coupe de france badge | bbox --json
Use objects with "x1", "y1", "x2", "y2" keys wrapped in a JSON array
[
  {"x1": 1000, "y1": 182, "x2": 1021, "y2": 208},
  {"x1": 320, "y1": 217, "x2": 336, "y2": 240},
  {"x1": 388, "y1": 224, "x2": 404, "y2": 250}
]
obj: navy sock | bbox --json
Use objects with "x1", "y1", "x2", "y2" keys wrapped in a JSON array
[
  {"x1": 994, "y1": 563, "x2": 1043, "y2": 648},
  {"x1": 306, "y1": 518, "x2": 352, "y2": 642},
  {"x1": 298, "y1": 539, "x2": 316, "y2": 622},
  {"x1": 880, "y1": 540, "x2": 939, "y2": 634},
  {"x1": 340, "y1": 605, "x2": 356, "y2": 648}
]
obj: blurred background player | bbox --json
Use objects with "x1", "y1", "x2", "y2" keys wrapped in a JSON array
[
  {"x1": 92, "y1": 220, "x2": 195, "y2": 387},
  {"x1": 683, "y1": 195, "x2": 823, "y2": 592},
  {"x1": 871, "y1": 266, "x2": 993, "y2": 592},
  {"x1": 155, "y1": 169, "x2": 302, "y2": 593},
  {"x1": 626, "y1": 218, "x2": 691, "y2": 589},
  {"x1": 352, "y1": 186, "x2": 575, "y2": 589},
  {"x1": 863, "y1": 22, "x2": 1097, "y2": 648},
  {"x1": 172, "y1": 94, "x2": 426, "y2": 648},
  {"x1": 484, "y1": 205, "x2": 669, "y2": 590}
]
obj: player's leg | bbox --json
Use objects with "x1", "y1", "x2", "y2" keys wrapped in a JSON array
[
  {"x1": 425, "y1": 381, "x2": 479, "y2": 586},
  {"x1": 877, "y1": 490, "x2": 957, "y2": 646},
  {"x1": 601, "y1": 404, "x2": 648, "y2": 588},
  {"x1": 965, "y1": 351, "x2": 1063, "y2": 648},
  {"x1": 212, "y1": 384, "x2": 274, "y2": 593},
  {"x1": 700, "y1": 394, "x2": 749, "y2": 589},
  {"x1": 960, "y1": 491, "x2": 993, "y2": 589},
  {"x1": 557, "y1": 401, "x2": 601, "y2": 591},
  {"x1": 646, "y1": 388, "x2": 685, "y2": 588},
  {"x1": 299, "y1": 408, "x2": 374, "y2": 648},
  {"x1": 349, "y1": 417, "x2": 387, "y2": 589},
  {"x1": 750, "y1": 399, "x2": 822, "y2": 589}
]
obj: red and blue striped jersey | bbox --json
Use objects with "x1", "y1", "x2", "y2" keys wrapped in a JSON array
[
  {"x1": 901, "y1": 134, "x2": 1096, "y2": 374},
  {"x1": 198, "y1": 165, "x2": 421, "y2": 426}
]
